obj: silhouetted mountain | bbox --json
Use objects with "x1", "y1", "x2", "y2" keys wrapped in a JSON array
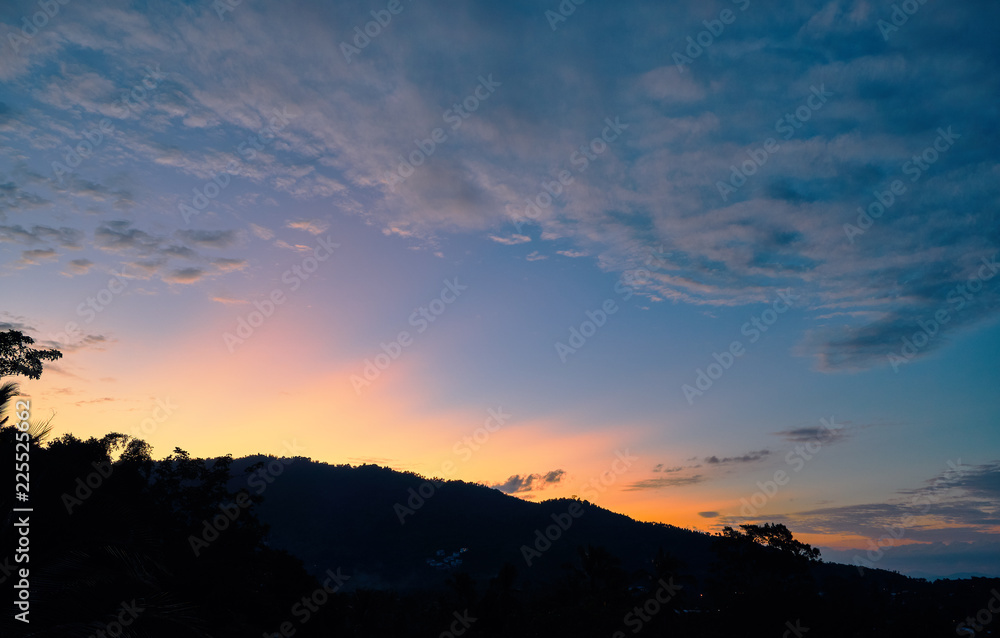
[
  {"x1": 5, "y1": 429, "x2": 998, "y2": 638},
  {"x1": 227, "y1": 456, "x2": 716, "y2": 590}
]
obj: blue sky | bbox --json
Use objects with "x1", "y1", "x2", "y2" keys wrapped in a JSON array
[{"x1": 1, "y1": 0, "x2": 999, "y2": 578}]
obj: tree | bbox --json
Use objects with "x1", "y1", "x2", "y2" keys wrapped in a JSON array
[
  {"x1": 720, "y1": 523, "x2": 821, "y2": 561},
  {"x1": 0, "y1": 329, "x2": 63, "y2": 379}
]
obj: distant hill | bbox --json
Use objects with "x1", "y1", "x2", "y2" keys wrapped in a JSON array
[
  {"x1": 6, "y1": 427, "x2": 997, "y2": 638},
  {"x1": 228, "y1": 456, "x2": 717, "y2": 590},
  {"x1": 226, "y1": 456, "x2": 926, "y2": 594}
]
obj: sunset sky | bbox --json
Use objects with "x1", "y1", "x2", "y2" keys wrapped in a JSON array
[{"x1": 1, "y1": 0, "x2": 998, "y2": 578}]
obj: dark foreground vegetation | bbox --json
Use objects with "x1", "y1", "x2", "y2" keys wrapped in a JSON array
[{"x1": 2, "y1": 415, "x2": 998, "y2": 637}]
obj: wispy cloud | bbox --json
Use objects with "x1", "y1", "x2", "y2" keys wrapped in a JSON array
[
  {"x1": 624, "y1": 475, "x2": 704, "y2": 491},
  {"x1": 704, "y1": 450, "x2": 770, "y2": 464},
  {"x1": 773, "y1": 426, "x2": 846, "y2": 444},
  {"x1": 2, "y1": 0, "x2": 995, "y2": 372},
  {"x1": 489, "y1": 234, "x2": 531, "y2": 246},
  {"x1": 286, "y1": 219, "x2": 330, "y2": 235},
  {"x1": 211, "y1": 296, "x2": 248, "y2": 305},
  {"x1": 162, "y1": 267, "x2": 206, "y2": 285},
  {"x1": 249, "y1": 223, "x2": 274, "y2": 240}
]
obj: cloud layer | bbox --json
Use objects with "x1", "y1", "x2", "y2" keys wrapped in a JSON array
[{"x1": 1, "y1": 0, "x2": 998, "y2": 374}]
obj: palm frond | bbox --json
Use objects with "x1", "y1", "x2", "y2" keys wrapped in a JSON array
[
  {"x1": 28, "y1": 411, "x2": 56, "y2": 444},
  {"x1": 0, "y1": 380, "x2": 19, "y2": 424}
]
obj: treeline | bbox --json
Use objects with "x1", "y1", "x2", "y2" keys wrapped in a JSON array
[{"x1": 2, "y1": 422, "x2": 997, "y2": 637}]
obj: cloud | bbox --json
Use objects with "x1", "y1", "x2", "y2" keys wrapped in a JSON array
[
  {"x1": 491, "y1": 469, "x2": 566, "y2": 494},
  {"x1": 489, "y1": 234, "x2": 531, "y2": 246},
  {"x1": 1, "y1": 0, "x2": 996, "y2": 372},
  {"x1": 624, "y1": 475, "x2": 704, "y2": 491},
  {"x1": 211, "y1": 296, "x2": 248, "y2": 305},
  {"x1": 286, "y1": 219, "x2": 329, "y2": 235},
  {"x1": 0, "y1": 320, "x2": 35, "y2": 333},
  {"x1": 176, "y1": 229, "x2": 239, "y2": 249},
  {"x1": 275, "y1": 240, "x2": 311, "y2": 253},
  {"x1": 0, "y1": 176, "x2": 49, "y2": 215},
  {"x1": 773, "y1": 426, "x2": 845, "y2": 444},
  {"x1": 162, "y1": 245, "x2": 198, "y2": 260},
  {"x1": 525, "y1": 251, "x2": 547, "y2": 261},
  {"x1": 74, "y1": 397, "x2": 115, "y2": 406},
  {"x1": 704, "y1": 450, "x2": 770, "y2": 464},
  {"x1": 94, "y1": 221, "x2": 160, "y2": 254},
  {"x1": 652, "y1": 464, "x2": 687, "y2": 473},
  {"x1": 698, "y1": 511, "x2": 720, "y2": 518},
  {"x1": 212, "y1": 258, "x2": 248, "y2": 273},
  {"x1": 86, "y1": 221, "x2": 245, "y2": 284},
  {"x1": 0, "y1": 224, "x2": 83, "y2": 248},
  {"x1": 53, "y1": 334, "x2": 113, "y2": 353},
  {"x1": 819, "y1": 540, "x2": 1000, "y2": 580},
  {"x1": 557, "y1": 250, "x2": 588, "y2": 258},
  {"x1": 768, "y1": 461, "x2": 1000, "y2": 547},
  {"x1": 249, "y1": 223, "x2": 275, "y2": 240},
  {"x1": 162, "y1": 268, "x2": 206, "y2": 284},
  {"x1": 17, "y1": 248, "x2": 58, "y2": 266}
]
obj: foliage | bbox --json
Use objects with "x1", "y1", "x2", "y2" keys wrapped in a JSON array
[
  {"x1": 0, "y1": 329, "x2": 63, "y2": 380},
  {"x1": 720, "y1": 522, "x2": 822, "y2": 560}
]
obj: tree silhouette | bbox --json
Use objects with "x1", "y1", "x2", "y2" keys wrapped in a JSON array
[
  {"x1": 721, "y1": 523, "x2": 821, "y2": 560},
  {"x1": 0, "y1": 329, "x2": 62, "y2": 380}
]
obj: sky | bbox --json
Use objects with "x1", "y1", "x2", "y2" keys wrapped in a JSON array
[{"x1": 1, "y1": 0, "x2": 998, "y2": 579}]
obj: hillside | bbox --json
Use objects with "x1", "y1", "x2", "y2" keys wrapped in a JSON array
[{"x1": 228, "y1": 456, "x2": 716, "y2": 589}]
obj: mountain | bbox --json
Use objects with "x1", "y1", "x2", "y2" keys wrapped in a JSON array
[
  {"x1": 227, "y1": 456, "x2": 716, "y2": 590},
  {"x1": 6, "y1": 428, "x2": 997, "y2": 638}
]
